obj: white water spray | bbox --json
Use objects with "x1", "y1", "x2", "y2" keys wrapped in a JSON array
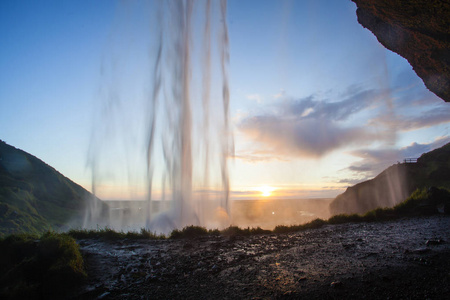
[{"x1": 85, "y1": 0, "x2": 233, "y2": 233}]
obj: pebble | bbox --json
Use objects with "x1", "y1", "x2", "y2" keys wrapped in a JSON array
[
  {"x1": 330, "y1": 281, "x2": 343, "y2": 288},
  {"x1": 97, "y1": 292, "x2": 110, "y2": 299},
  {"x1": 425, "y1": 239, "x2": 443, "y2": 246}
]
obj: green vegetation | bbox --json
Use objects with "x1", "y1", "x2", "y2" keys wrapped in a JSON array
[
  {"x1": 0, "y1": 140, "x2": 108, "y2": 237},
  {"x1": 220, "y1": 226, "x2": 271, "y2": 236},
  {"x1": 273, "y1": 218, "x2": 327, "y2": 234},
  {"x1": 170, "y1": 225, "x2": 209, "y2": 239},
  {"x1": 0, "y1": 231, "x2": 86, "y2": 299},
  {"x1": 67, "y1": 227, "x2": 165, "y2": 240}
]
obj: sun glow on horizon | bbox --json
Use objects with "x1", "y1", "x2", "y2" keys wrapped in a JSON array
[{"x1": 257, "y1": 185, "x2": 276, "y2": 197}]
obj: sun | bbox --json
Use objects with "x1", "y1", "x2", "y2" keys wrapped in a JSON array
[{"x1": 258, "y1": 185, "x2": 276, "y2": 197}]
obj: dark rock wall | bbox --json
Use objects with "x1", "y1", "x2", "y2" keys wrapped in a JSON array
[
  {"x1": 352, "y1": 0, "x2": 450, "y2": 102},
  {"x1": 330, "y1": 142, "x2": 450, "y2": 215},
  {"x1": 330, "y1": 164, "x2": 414, "y2": 215}
]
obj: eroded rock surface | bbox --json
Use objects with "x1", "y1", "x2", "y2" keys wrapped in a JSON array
[
  {"x1": 76, "y1": 216, "x2": 450, "y2": 299},
  {"x1": 352, "y1": 0, "x2": 450, "y2": 102}
]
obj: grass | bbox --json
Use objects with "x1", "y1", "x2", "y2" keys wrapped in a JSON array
[
  {"x1": 0, "y1": 231, "x2": 86, "y2": 299},
  {"x1": 67, "y1": 227, "x2": 165, "y2": 240}
]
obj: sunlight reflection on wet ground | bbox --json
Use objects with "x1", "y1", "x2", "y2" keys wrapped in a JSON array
[{"x1": 78, "y1": 215, "x2": 450, "y2": 299}]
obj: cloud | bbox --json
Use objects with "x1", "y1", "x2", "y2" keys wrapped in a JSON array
[
  {"x1": 238, "y1": 88, "x2": 388, "y2": 158},
  {"x1": 395, "y1": 106, "x2": 450, "y2": 131},
  {"x1": 233, "y1": 149, "x2": 288, "y2": 163},
  {"x1": 273, "y1": 89, "x2": 286, "y2": 99},
  {"x1": 246, "y1": 94, "x2": 263, "y2": 103},
  {"x1": 240, "y1": 115, "x2": 374, "y2": 158},
  {"x1": 275, "y1": 88, "x2": 380, "y2": 122},
  {"x1": 345, "y1": 136, "x2": 450, "y2": 179},
  {"x1": 237, "y1": 82, "x2": 450, "y2": 164}
]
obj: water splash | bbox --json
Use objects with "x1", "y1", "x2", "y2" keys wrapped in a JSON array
[{"x1": 85, "y1": 0, "x2": 233, "y2": 233}]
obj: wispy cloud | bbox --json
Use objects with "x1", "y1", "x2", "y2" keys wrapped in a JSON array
[
  {"x1": 239, "y1": 115, "x2": 375, "y2": 158},
  {"x1": 273, "y1": 89, "x2": 286, "y2": 99},
  {"x1": 237, "y1": 82, "x2": 450, "y2": 162},
  {"x1": 233, "y1": 149, "x2": 288, "y2": 163},
  {"x1": 238, "y1": 87, "x2": 388, "y2": 158},
  {"x1": 395, "y1": 106, "x2": 450, "y2": 131},
  {"x1": 345, "y1": 136, "x2": 450, "y2": 180},
  {"x1": 246, "y1": 94, "x2": 263, "y2": 103}
]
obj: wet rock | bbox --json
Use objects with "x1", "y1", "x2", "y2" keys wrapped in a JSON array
[
  {"x1": 97, "y1": 291, "x2": 111, "y2": 299},
  {"x1": 183, "y1": 242, "x2": 193, "y2": 250},
  {"x1": 145, "y1": 274, "x2": 158, "y2": 282},
  {"x1": 426, "y1": 239, "x2": 444, "y2": 246},
  {"x1": 330, "y1": 281, "x2": 343, "y2": 288},
  {"x1": 413, "y1": 248, "x2": 431, "y2": 254},
  {"x1": 211, "y1": 264, "x2": 220, "y2": 272},
  {"x1": 76, "y1": 216, "x2": 450, "y2": 299},
  {"x1": 342, "y1": 243, "x2": 355, "y2": 250}
]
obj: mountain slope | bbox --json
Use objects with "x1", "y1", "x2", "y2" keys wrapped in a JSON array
[
  {"x1": 330, "y1": 142, "x2": 450, "y2": 215},
  {"x1": 0, "y1": 140, "x2": 105, "y2": 236}
]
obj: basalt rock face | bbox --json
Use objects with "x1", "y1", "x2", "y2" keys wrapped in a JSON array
[{"x1": 352, "y1": 0, "x2": 450, "y2": 102}]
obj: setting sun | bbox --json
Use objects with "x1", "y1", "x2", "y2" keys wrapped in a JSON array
[{"x1": 258, "y1": 186, "x2": 276, "y2": 197}]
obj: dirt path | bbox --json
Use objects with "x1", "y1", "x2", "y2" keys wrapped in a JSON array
[{"x1": 76, "y1": 216, "x2": 450, "y2": 299}]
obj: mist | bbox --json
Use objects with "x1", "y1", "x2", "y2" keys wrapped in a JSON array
[{"x1": 84, "y1": 0, "x2": 233, "y2": 234}]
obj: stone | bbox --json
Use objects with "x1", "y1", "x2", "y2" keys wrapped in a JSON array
[
  {"x1": 352, "y1": 0, "x2": 450, "y2": 102},
  {"x1": 330, "y1": 281, "x2": 343, "y2": 288}
]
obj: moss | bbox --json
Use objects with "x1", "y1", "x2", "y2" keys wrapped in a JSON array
[
  {"x1": 0, "y1": 231, "x2": 86, "y2": 299},
  {"x1": 38, "y1": 232, "x2": 86, "y2": 278}
]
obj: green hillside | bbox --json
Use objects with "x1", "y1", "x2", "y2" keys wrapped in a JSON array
[
  {"x1": 0, "y1": 140, "x2": 105, "y2": 237},
  {"x1": 330, "y1": 143, "x2": 450, "y2": 215}
]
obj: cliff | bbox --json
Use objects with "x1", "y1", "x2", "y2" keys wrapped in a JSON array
[
  {"x1": 352, "y1": 0, "x2": 450, "y2": 102},
  {"x1": 0, "y1": 140, "x2": 106, "y2": 236},
  {"x1": 330, "y1": 142, "x2": 450, "y2": 215}
]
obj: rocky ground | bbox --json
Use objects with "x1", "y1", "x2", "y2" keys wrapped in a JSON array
[{"x1": 75, "y1": 216, "x2": 450, "y2": 299}]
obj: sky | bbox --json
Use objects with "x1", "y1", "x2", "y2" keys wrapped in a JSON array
[{"x1": 1, "y1": 0, "x2": 449, "y2": 201}]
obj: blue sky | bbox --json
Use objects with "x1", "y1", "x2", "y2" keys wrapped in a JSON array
[{"x1": 1, "y1": 0, "x2": 449, "y2": 200}]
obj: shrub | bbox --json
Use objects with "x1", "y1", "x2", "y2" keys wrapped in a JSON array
[
  {"x1": 273, "y1": 225, "x2": 292, "y2": 234},
  {"x1": 328, "y1": 214, "x2": 362, "y2": 224},
  {"x1": 220, "y1": 226, "x2": 246, "y2": 236},
  {"x1": 38, "y1": 232, "x2": 86, "y2": 279},
  {"x1": 393, "y1": 188, "x2": 428, "y2": 213},
  {"x1": 170, "y1": 225, "x2": 209, "y2": 239},
  {"x1": 362, "y1": 207, "x2": 395, "y2": 221},
  {"x1": 302, "y1": 218, "x2": 327, "y2": 229},
  {"x1": 0, "y1": 231, "x2": 86, "y2": 299}
]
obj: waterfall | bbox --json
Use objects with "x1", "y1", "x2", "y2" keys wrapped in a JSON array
[{"x1": 85, "y1": 0, "x2": 233, "y2": 234}]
